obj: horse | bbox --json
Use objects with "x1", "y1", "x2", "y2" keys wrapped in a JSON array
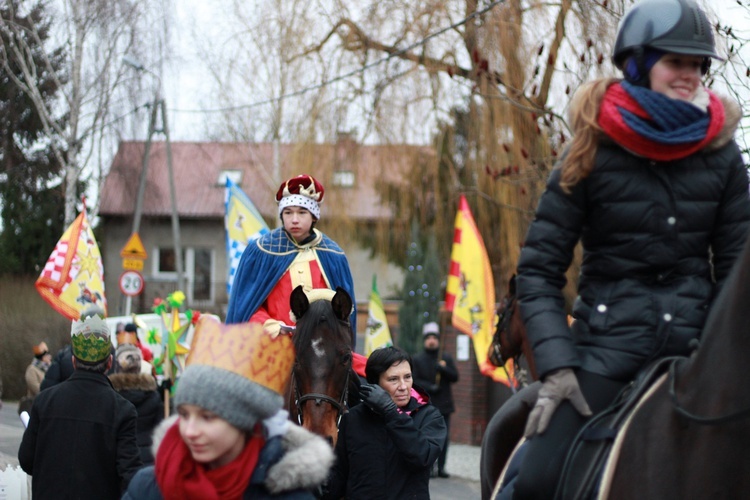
[
  {"x1": 600, "y1": 234, "x2": 750, "y2": 498},
  {"x1": 488, "y1": 275, "x2": 538, "y2": 383},
  {"x1": 486, "y1": 235, "x2": 750, "y2": 499},
  {"x1": 481, "y1": 274, "x2": 540, "y2": 499},
  {"x1": 287, "y1": 285, "x2": 355, "y2": 448}
]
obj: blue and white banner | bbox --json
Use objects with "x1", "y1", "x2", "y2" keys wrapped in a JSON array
[{"x1": 224, "y1": 177, "x2": 270, "y2": 295}]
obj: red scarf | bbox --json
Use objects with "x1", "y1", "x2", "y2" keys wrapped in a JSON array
[
  {"x1": 598, "y1": 82, "x2": 725, "y2": 161},
  {"x1": 155, "y1": 422, "x2": 264, "y2": 500}
]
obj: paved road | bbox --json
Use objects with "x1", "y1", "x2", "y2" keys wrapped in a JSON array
[
  {"x1": 0, "y1": 401, "x2": 25, "y2": 464},
  {"x1": 0, "y1": 400, "x2": 481, "y2": 499}
]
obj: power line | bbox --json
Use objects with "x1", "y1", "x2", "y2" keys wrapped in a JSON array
[{"x1": 171, "y1": 0, "x2": 504, "y2": 115}]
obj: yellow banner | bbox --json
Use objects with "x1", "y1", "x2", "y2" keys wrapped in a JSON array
[
  {"x1": 364, "y1": 275, "x2": 393, "y2": 356},
  {"x1": 36, "y1": 209, "x2": 107, "y2": 320},
  {"x1": 445, "y1": 195, "x2": 514, "y2": 386}
]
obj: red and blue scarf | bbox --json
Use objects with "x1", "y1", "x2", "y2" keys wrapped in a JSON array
[{"x1": 598, "y1": 81, "x2": 725, "y2": 161}]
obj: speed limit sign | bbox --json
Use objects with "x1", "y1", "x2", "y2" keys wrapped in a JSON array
[{"x1": 119, "y1": 270, "x2": 144, "y2": 296}]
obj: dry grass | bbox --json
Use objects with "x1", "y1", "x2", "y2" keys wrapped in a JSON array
[{"x1": 0, "y1": 276, "x2": 72, "y2": 400}]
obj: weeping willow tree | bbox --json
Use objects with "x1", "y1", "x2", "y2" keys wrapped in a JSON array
[
  {"x1": 299, "y1": 0, "x2": 629, "y2": 294},
  {"x1": 195, "y1": 0, "x2": 745, "y2": 302}
]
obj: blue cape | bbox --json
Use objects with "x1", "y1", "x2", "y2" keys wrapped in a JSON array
[{"x1": 225, "y1": 228, "x2": 357, "y2": 339}]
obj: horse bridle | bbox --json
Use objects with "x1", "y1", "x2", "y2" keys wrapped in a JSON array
[
  {"x1": 293, "y1": 364, "x2": 350, "y2": 428},
  {"x1": 492, "y1": 295, "x2": 516, "y2": 366}
]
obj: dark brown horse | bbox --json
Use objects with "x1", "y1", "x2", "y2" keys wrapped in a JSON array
[
  {"x1": 485, "y1": 235, "x2": 750, "y2": 498},
  {"x1": 601, "y1": 234, "x2": 750, "y2": 498},
  {"x1": 481, "y1": 274, "x2": 540, "y2": 499},
  {"x1": 287, "y1": 286, "x2": 354, "y2": 448},
  {"x1": 488, "y1": 275, "x2": 537, "y2": 383}
]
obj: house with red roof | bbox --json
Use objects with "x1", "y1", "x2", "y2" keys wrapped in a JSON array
[{"x1": 99, "y1": 137, "x2": 430, "y2": 322}]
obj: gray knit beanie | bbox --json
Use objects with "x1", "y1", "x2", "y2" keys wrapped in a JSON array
[{"x1": 174, "y1": 364, "x2": 284, "y2": 432}]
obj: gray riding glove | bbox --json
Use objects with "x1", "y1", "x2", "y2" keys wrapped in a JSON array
[{"x1": 524, "y1": 368, "x2": 592, "y2": 437}]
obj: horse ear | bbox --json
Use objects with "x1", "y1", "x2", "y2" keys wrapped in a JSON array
[
  {"x1": 290, "y1": 285, "x2": 310, "y2": 319},
  {"x1": 509, "y1": 274, "x2": 517, "y2": 295},
  {"x1": 331, "y1": 287, "x2": 352, "y2": 322}
]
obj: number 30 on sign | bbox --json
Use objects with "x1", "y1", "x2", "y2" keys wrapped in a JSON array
[{"x1": 119, "y1": 270, "x2": 144, "y2": 296}]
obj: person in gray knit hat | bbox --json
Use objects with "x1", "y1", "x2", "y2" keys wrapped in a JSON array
[
  {"x1": 173, "y1": 363, "x2": 282, "y2": 432},
  {"x1": 123, "y1": 317, "x2": 334, "y2": 499}
]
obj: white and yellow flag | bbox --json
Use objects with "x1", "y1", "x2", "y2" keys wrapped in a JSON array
[
  {"x1": 36, "y1": 207, "x2": 107, "y2": 320},
  {"x1": 364, "y1": 275, "x2": 393, "y2": 357},
  {"x1": 445, "y1": 195, "x2": 515, "y2": 387}
]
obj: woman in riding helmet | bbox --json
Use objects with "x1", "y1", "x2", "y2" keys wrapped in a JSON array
[{"x1": 511, "y1": 0, "x2": 750, "y2": 497}]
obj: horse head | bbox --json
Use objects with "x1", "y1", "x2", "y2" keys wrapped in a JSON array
[
  {"x1": 489, "y1": 275, "x2": 537, "y2": 381},
  {"x1": 288, "y1": 285, "x2": 353, "y2": 447}
]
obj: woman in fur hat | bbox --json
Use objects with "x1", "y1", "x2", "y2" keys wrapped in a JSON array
[
  {"x1": 510, "y1": 0, "x2": 750, "y2": 498},
  {"x1": 109, "y1": 343, "x2": 162, "y2": 465},
  {"x1": 123, "y1": 318, "x2": 334, "y2": 499}
]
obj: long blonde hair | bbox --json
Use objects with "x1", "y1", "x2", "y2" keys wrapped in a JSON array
[{"x1": 559, "y1": 78, "x2": 619, "y2": 192}]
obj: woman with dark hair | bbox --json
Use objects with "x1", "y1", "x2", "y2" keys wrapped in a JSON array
[{"x1": 323, "y1": 346, "x2": 446, "y2": 499}]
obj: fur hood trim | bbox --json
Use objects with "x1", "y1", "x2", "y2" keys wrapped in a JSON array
[
  {"x1": 150, "y1": 416, "x2": 334, "y2": 493},
  {"x1": 265, "y1": 424, "x2": 334, "y2": 493},
  {"x1": 708, "y1": 94, "x2": 742, "y2": 151},
  {"x1": 108, "y1": 372, "x2": 157, "y2": 392}
]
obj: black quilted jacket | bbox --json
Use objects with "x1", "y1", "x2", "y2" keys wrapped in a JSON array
[{"x1": 517, "y1": 98, "x2": 750, "y2": 381}]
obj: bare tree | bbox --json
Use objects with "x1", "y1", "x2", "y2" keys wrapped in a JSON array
[{"x1": 0, "y1": 0, "x2": 169, "y2": 224}]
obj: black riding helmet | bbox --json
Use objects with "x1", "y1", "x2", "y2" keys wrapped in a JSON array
[{"x1": 613, "y1": 0, "x2": 721, "y2": 85}]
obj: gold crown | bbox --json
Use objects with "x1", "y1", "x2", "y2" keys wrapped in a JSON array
[
  {"x1": 71, "y1": 315, "x2": 111, "y2": 363},
  {"x1": 186, "y1": 317, "x2": 294, "y2": 395}
]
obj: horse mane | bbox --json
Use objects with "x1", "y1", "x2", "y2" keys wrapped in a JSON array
[{"x1": 293, "y1": 299, "x2": 351, "y2": 353}]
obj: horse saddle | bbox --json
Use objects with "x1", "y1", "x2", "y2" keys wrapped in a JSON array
[
  {"x1": 555, "y1": 356, "x2": 683, "y2": 499},
  {"x1": 494, "y1": 357, "x2": 684, "y2": 500}
]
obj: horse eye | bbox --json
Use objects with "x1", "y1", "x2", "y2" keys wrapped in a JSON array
[{"x1": 341, "y1": 352, "x2": 352, "y2": 364}]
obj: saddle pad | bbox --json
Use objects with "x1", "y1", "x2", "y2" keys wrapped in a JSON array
[{"x1": 596, "y1": 372, "x2": 667, "y2": 499}]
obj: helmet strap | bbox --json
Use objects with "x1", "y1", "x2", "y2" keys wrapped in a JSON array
[{"x1": 631, "y1": 47, "x2": 651, "y2": 88}]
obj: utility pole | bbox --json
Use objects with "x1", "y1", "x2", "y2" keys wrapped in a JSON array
[{"x1": 124, "y1": 57, "x2": 185, "y2": 313}]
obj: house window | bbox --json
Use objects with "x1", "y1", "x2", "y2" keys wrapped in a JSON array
[
  {"x1": 154, "y1": 247, "x2": 215, "y2": 305},
  {"x1": 332, "y1": 170, "x2": 355, "y2": 187},
  {"x1": 157, "y1": 248, "x2": 183, "y2": 273}
]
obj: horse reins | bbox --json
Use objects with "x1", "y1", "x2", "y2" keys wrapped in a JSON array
[
  {"x1": 492, "y1": 295, "x2": 520, "y2": 390},
  {"x1": 492, "y1": 296, "x2": 515, "y2": 366},
  {"x1": 668, "y1": 358, "x2": 750, "y2": 425}
]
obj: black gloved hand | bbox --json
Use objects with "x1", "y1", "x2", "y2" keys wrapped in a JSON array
[{"x1": 359, "y1": 383, "x2": 398, "y2": 416}]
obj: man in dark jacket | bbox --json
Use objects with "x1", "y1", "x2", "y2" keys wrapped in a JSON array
[
  {"x1": 40, "y1": 305, "x2": 114, "y2": 391},
  {"x1": 412, "y1": 322, "x2": 459, "y2": 478},
  {"x1": 19, "y1": 313, "x2": 142, "y2": 499}
]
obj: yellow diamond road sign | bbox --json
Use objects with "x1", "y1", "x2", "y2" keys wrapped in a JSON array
[{"x1": 120, "y1": 233, "x2": 147, "y2": 260}]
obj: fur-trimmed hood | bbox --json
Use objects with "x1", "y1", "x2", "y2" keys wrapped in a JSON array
[
  {"x1": 150, "y1": 415, "x2": 334, "y2": 494},
  {"x1": 709, "y1": 94, "x2": 742, "y2": 151},
  {"x1": 109, "y1": 372, "x2": 158, "y2": 392}
]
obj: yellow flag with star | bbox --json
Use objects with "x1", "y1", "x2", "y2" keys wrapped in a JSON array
[
  {"x1": 445, "y1": 195, "x2": 515, "y2": 387},
  {"x1": 36, "y1": 207, "x2": 107, "y2": 319}
]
